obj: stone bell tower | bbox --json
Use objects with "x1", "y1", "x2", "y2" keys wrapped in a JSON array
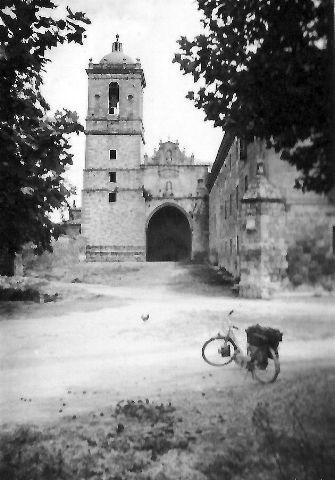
[{"x1": 82, "y1": 35, "x2": 146, "y2": 261}]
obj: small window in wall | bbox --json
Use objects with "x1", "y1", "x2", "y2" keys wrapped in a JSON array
[
  {"x1": 109, "y1": 172, "x2": 116, "y2": 182},
  {"x1": 245, "y1": 174, "x2": 248, "y2": 192},
  {"x1": 236, "y1": 235, "x2": 239, "y2": 255},
  {"x1": 240, "y1": 138, "x2": 247, "y2": 161},
  {"x1": 109, "y1": 192, "x2": 116, "y2": 203},
  {"x1": 229, "y1": 194, "x2": 232, "y2": 216},
  {"x1": 109, "y1": 82, "x2": 119, "y2": 114},
  {"x1": 94, "y1": 93, "x2": 100, "y2": 115},
  {"x1": 197, "y1": 178, "x2": 204, "y2": 186},
  {"x1": 110, "y1": 149, "x2": 117, "y2": 160},
  {"x1": 224, "y1": 201, "x2": 227, "y2": 220},
  {"x1": 236, "y1": 185, "x2": 239, "y2": 208}
]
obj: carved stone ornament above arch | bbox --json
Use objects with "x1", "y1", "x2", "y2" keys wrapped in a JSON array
[{"x1": 158, "y1": 167, "x2": 179, "y2": 179}]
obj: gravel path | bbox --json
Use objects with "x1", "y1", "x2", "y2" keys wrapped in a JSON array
[{"x1": 1, "y1": 263, "x2": 334, "y2": 426}]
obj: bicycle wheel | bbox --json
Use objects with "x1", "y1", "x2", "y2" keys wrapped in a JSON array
[
  {"x1": 202, "y1": 336, "x2": 237, "y2": 367},
  {"x1": 252, "y1": 348, "x2": 280, "y2": 384}
]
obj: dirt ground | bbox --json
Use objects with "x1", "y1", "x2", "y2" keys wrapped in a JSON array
[{"x1": 1, "y1": 261, "x2": 335, "y2": 479}]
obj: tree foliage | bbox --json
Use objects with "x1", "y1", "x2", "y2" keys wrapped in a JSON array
[
  {"x1": 0, "y1": 0, "x2": 90, "y2": 271},
  {"x1": 173, "y1": 0, "x2": 333, "y2": 193}
]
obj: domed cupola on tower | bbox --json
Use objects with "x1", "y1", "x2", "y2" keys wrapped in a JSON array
[{"x1": 99, "y1": 34, "x2": 136, "y2": 65}]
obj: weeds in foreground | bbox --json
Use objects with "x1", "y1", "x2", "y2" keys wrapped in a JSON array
[
  {"x1": 252, "y1": 392, "x2": 335, "y2": 480},
  {"x1": 0, "y1": 401, "x2": 185, "y2": 480},
  {"x1": 0, "y1": 427, "x2": 70, "y2": 480},
  {"x1": 1, "y1": 376, "x2": 334, "y2": 480}
]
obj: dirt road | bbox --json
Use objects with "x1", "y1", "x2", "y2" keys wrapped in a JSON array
[{"x1": 1, "y1": 263, "x2": 334, "y2": 426}]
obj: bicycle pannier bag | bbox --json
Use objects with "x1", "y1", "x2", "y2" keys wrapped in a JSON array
[{"x1": 246, "y1": 324, "x2": 283, "y2": 351}]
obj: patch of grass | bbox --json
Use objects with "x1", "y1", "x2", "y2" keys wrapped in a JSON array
[{"x1": 199, "y1": 444, "x2": 249, "y2": 480}]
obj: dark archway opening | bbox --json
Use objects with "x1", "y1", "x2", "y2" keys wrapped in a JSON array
[{"x1": 146, "y1": 206, "x2": 191, "y2": 262}]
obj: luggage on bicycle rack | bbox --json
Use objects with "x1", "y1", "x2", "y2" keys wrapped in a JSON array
[{"x1": 246, "y1": 324, "x2": 283, "y2": 354}]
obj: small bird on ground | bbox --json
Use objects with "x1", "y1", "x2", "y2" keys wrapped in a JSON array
[{"x1": 141, "y1": 313, "x2": 150, "y2": 322}]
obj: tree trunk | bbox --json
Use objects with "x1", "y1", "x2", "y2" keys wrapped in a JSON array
[{"x1": 0, "y1": 248, "x2": 15, "y2": 276}]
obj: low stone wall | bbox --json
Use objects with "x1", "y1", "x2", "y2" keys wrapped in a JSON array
[{"x1": 86, "y1": 245, "x2": 145, "y2": 262}]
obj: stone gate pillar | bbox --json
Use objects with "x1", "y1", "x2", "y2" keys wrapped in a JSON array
[{"x1": 239, "y1": 162, "x2": 287, "y2": 298}]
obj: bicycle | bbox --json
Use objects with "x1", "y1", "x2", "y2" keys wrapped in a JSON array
[{"x1": 201, "y1": 310, "x2": 282, "y2": 384}]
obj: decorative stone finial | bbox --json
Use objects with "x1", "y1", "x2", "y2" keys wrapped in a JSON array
[{"x1": 112, "y1": 34, "x2": 123, "y2": 52}]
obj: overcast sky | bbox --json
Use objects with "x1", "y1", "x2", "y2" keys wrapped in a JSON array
[{"x1": 42, "y1": 0, "x2": 223, "y2": 205}]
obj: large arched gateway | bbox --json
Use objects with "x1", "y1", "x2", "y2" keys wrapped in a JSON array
[{"x1": 146, "y1": 206, "x2": 192, "y2": 261}]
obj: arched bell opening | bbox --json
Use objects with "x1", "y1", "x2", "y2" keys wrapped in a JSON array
[{"x1": 109, "y1": 82, "x2": 119, "y2": 115}]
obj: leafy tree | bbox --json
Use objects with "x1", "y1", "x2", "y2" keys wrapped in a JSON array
[
  {"x1": 0, "y1": 0, "x2": 90, "y2": 275},
  {"x1": 173, "y1": 0, "x2": 333, "y2": 194}
]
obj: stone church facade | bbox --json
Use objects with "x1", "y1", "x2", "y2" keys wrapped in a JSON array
[
  {"x1": 81, "y1": 37, "x2": 209, "y2": 262},
  {"x1": 66, "y1": 37, "x2": 334, "y2": 297}
]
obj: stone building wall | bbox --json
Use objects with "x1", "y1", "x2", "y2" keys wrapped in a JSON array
[
  {"x1": 143, "y1": 165, "x2": 208, "y2": 199},
  {"x1": 83, "y1": 189, "x2": 146, "y2": 261},
  {"x1": 239, "y1": 164, "x2": 288, "y2": 298},
  {"x1": 207, "y1": 135, "x2": 335, "y2": 295},
  {"x1": 142, "y1": 141, "x2": 209, "y2": 260},
  {"x1": 208, "y1": 136, "x2": 255, "y2": 276},
  {"x1": 85, "y1": 135, "x2": 143, "y2": 170},
  {"x1": 87, "y1": 74, "x2": 144, "y2": 122},
  {"x1": 83, "y1": 168, "x2": 143, "y2": 190}
]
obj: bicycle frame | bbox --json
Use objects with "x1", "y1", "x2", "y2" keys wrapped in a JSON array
[{"x1": 201, "y1": 310, "x2": 281, "y2": 383}]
